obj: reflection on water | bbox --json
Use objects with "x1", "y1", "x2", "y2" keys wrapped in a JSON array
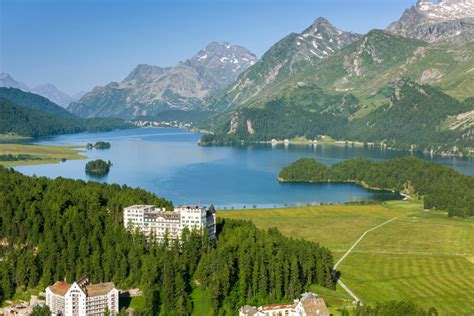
[{"x1": 12, "y1": 128, "x2": 473, "y2": 208}]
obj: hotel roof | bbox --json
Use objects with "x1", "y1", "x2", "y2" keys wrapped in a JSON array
[
  {"x1": 260, "y1": 303, "x2": 295, "y2": 311},
  {"x1": 48, "y1": 281, "x2": 71, "y2": 296},
  {"x1": 48, "y1": 279, "x2": 116, "y2": 297},
  {"x1": 84, "y1": 282, "x2": 116, "y2": 297},
  {"x1": 301, "y1": 297, "x2": 330, "y2": 316}
]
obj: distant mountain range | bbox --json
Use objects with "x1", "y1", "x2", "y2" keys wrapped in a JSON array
[
  {"x1": 0, "y1": 73, "x2": 82, "y2": 107},
  {"x1": 68, "y1": 42, "x2": 257, "y2": 119},
  {"x1": 199, "y1": 0, "x2": 474, "y2": 155},
  {"x1": 206, "y1": 18, "x2": 362, "y2": 111},
  {"x1": 4, "y1": 0, "x2": 472, "y2": 155}
]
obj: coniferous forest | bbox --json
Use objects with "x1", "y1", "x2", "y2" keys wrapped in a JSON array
[
  {"x1": 0, "y1": 88, "x2": 132, "y2": 138},
  {"x1": 0, "y1": 167, "x2": 334, "y2": 314},
  {"x1": 279, "y1": 157, "x2": 474, "y2": 217},
  {"x1": 199, "y1": 81, "x2": 474, "y2": 156}
]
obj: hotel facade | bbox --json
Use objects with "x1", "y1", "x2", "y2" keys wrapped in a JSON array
[
  {"x1": 45, "y1": 277, "x2": 118, "y2": 316},
  {"x1": 123, "y1": 205, "x2": 216, "y2": 241}
]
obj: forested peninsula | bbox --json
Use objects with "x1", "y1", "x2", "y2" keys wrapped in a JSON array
[
  {"x1": 0, "y1": 167, "x2": 334, "y2": 314},
  {"x1": 279, "y1": 157, "x2": 474, "y2": 217}
]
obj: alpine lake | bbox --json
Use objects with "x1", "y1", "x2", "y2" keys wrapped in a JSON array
[{"x1": 12, "y1": 128, "x2": 474, "y2": 209}]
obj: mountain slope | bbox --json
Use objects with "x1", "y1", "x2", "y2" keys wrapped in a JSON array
[
  {"x1": 31, "y1": 83, "x2": 74, "y2": 107},
  {"x1": 68, "y1": 42, "x2": 257, "y2": 119},
  {"x1": 0, "y1": 97, "x2": 84, "y2": 137},
  {"x1": 344, "y1": 80, "x2": 473, "y2": 151},
  {"x1": 207, "y1": 18, "x2": 362, "y2": 111},
  {"x1": 0, "y1": 90, "x2": 131, "y2": 137},
  {"x1": 294, "y1": 30, "x2": 428, "y2": 100},
  {"x1": 0, "y1": 73, "x2": 30, "y2": 91},
  {"x1": 201, "y1": 80, "x2": 473, "y2": 155},
  {"x1": 200, "y1": 84, "x2": 358, "y2": 143},
  {"x1": 0, "y1": 73, "x2": 76, "y2": 107},
  {"x1": 0, "y1": 87, "x2": 74, "y2": 117}
]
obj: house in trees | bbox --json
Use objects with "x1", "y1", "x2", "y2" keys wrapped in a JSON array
[
  {"x1": 239, "y1": 292, "x2": 329, "y2": 316},
  {"x1": 45, "y1": 276, "x2": 119, "y2": 316},
  {"x1": 123, "y1": 204, "x2": 216, "y2": 241}
]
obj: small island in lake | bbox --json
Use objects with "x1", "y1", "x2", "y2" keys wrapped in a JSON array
[
  {"x1": 87, "y1": 141, "x2": 111, "y2": 149},
  {"x1": 85, "y1": 159, "x2": 112, "y2": 176}
]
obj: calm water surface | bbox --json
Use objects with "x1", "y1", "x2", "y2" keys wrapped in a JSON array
[{"x1": 13, "y1": 128, "x2": 474, "y2": 208}]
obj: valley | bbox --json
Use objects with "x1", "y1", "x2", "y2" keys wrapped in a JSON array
[{"x1": 1, "y1": 0, "x2": 473, "y2": 314}]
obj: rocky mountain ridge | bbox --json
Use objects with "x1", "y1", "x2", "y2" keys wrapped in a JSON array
[
  {"x1": 387, "y1": 0, "x2": 474, "y2": 43},
  {"x1": 206, "y1": 18, "x2": 362, "y2": 111},
  {"x1": 68, "y1": 42, "x2": 257, "y2": 119}
]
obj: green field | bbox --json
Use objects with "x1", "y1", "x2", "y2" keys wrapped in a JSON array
[
  {"x1": 218, "y1": 201, "x2": 474, "y2": 314},
  {"x1": 0, "y1": 144, "x2": 86, "y2": 166},
  {"x1": 0, "y1": 133, "x2": 31, "y2": 141}
]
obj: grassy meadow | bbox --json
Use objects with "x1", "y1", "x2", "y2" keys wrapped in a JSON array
[
  {"x1": 0, "y1": 133, "x2": 31, "y2": 141},
  {"x1": 218, "y1": 201, "x2": 474, "y2": 314},
  {"x1": 0, "y1": 144, "x2": 85, "y2": 166}
]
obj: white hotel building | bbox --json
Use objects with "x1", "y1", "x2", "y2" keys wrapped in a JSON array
[
  {"x1": 45, "y1": 276, "x2": 118, "y2": 316},
  {"x1": 123, "y1": 205, "x2": 216, "y2": 241}
]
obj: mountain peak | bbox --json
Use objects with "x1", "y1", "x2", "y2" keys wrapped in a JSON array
[
  {"x1": 189, "y1": 42, "x2": 257, "y2": 62},
  {"x1": 0, "y1": 72, "x2": 30, "y2": 92},
  {"x1": 205, "y1": 41, "x2": 232, "y2": 50},
  {"x1": 303, "y1": 17, "x2": 340, "y2": 35},
  {"x1": 294, "y1": 18, "x2": 362, "y2": 59},
  {"x1": 388, "y1": 0, "x2": 474, "y2": 42},
  {"x1": 70, "y1": 42, "x2": 257, "y2": 118},
  {"x1": 312, "y1": 17, "x2": 333, "y2": 27},
  {"x1": 0, "y1": 72, "x2": 13, "y2": 80},
  {"x1": 123, "y1": 64, "x2": 169, "y2": 82},
  {"x1": 185, "y1": 42, "x2": 257, "y2": 91}
]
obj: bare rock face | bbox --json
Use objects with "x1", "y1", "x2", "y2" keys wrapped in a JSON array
[
  {"x1": 419, "y1": 68, "x2": 444, "y2": 83},
  {"x1": 185, "y1": 42, "x2": 257, "y2": 93},
  {"x1": 387, "y1": 0, "x2": 474, "y2": 43},
  {"x1": 68, "y1": 43, "x2": 257, "y2": 119}
]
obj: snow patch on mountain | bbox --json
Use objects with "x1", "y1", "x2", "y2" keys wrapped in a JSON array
[{"x1": 416, "y1": 0, "x2": 474, "y2": 21}]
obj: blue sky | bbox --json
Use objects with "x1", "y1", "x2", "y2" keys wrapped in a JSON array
[{"x1": 1, "y1": 0, "x2": 416, "y2": 94}]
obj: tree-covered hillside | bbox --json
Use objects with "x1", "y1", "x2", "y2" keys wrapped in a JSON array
[
  {"x1": 0, "y1": 93, "x2": 132, "y2": 138},
  {"x1": 0, "y1": 87, "x2": 74, "y2": 117},
  {"x1": 0, "y1": 167, "x2": 334, "y2": 314},
  {"x1": 340, "y1": 80, "x2": 473, "y2": 152},
  {"x1": 200, "y1": 84, "x2": 355, "y2": 144},
  {"x1": 279, "y1": 157, "x2": 474, "y2": 217},
  {"x1": 201, "y1": 80, "x2": 474, "y2": 155}
]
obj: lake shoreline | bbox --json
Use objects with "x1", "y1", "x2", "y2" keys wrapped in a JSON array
[
  {"x1": 0, "y1": 144, "x2": 86, "y2": 167},
  {"x1": 198, "y1": 133, "x2": 473, "y2": 158},
  {"x1": 11, "y1": 128, "x2": 472, "y2": 208},
  {"x1": 278, "y1": 177, "x2": 407, "y2": 199}
]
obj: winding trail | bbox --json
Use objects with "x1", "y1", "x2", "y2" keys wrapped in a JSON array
[{"x1": 334, "y1": 217, "x2": 399, "y2": 304}]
